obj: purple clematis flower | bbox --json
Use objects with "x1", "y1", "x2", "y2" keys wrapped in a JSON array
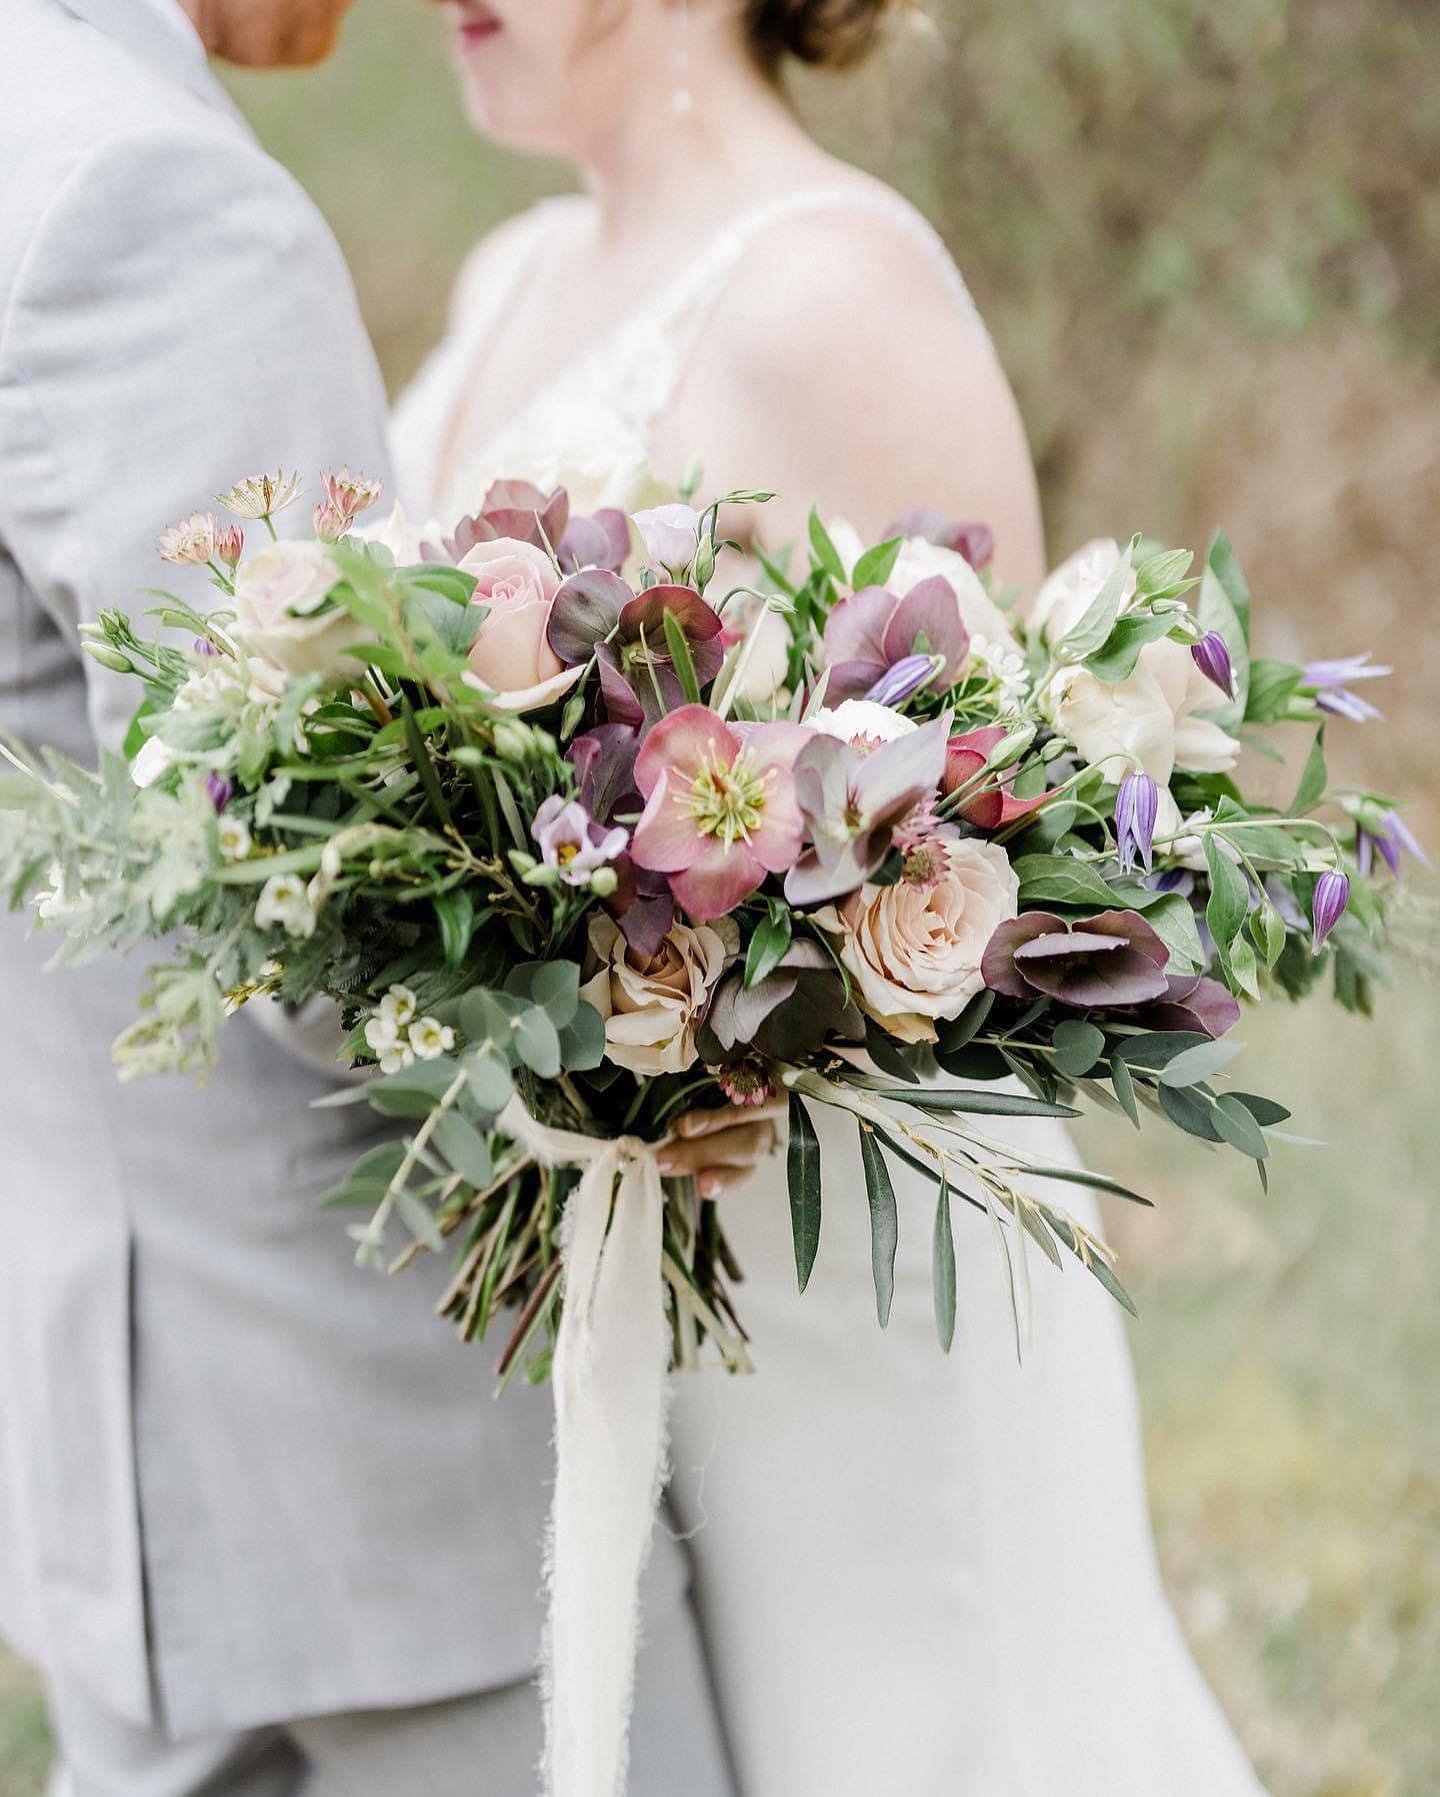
[
  {"x1": 531, "y1": 795, "x2": 629, "y2": 887},
  {"x1": 982, "y1": 909, "x2": 1172, "y2": 1008},
  {"x1": 1310, "y1": 870, "x2": 1349, "y2": 951},
  {"x1": 1191, "y1": 631, "x2": 1237, "y2": 698},
  {"x1": 865, "y1": 653, "x2": 940, "y2": 707},
  {"x1": 1357, "y1": 810, "x2": 1427, "y2": 880},
  {"x1": 1303, "y1": 653, "x2": 1390, "y2": 723},
  {"x1": 784, "y1": 716, "x2": 950, "y2": 906},
  {"x1": 1115, "y1": 773, "x2": 1160, "y2": 875},
  {"x1": 822, "y1": 579, "x2": 970, "y2": 703}
]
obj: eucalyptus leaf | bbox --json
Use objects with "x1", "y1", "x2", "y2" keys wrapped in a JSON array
[
  {"x1": 464, "y1": 1049, "x2": 514, "y2": 1116},
  {"x1": 1213, "y1": 1092, "x2": 1270, "y2": 1159},
  {"x1": 514, "y1": 1006, "x2": 562, "y2": 1079},
  {"x1": 1158, "y1": 1036, "x2": 1247, "y2": 1088},
  {"x1": 432, "y1": 1110, "x2": 495, "y2": 1188},
  {"x1": 1109, "y1": 1052, "x2": 1140, "y2": 1126},
  {"x1": 1051, "y1": 1019, "x2": 1106, "y2": 1077},
  {"x1": 393, "y1": 1186, "x2": 445, "y2": 1253},
  {"x1": 872, "y1": 1088, "x2": 1080, "y2": 1119},
  {"x1": 558, "y1": 1001, "x2": 607, "y2": 1072}
]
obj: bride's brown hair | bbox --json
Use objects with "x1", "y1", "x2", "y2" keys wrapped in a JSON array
[{"x1": 744, "y1": 0, "x2": 899, "y2": 71}]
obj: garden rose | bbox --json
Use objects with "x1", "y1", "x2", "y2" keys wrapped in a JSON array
[
  {"x1": 579, "y1": 911, "x2": 739, "y2": 1077},
  {"x1": 1053, "y1": 637, "x2": 1240, "y2": 788},
  {"x1": 232, "y1": 541, "x2": 362, "y2": 682},
  {"x1": 460, "y1": 537, "x2": 564, "y2": 695},
  {"x1": 829, "y1": 518, "x2": 1018, "y2": 648},
  {"x1": 817, "y1": 838, "x2": 1019, "y2": 1043},
  {"x1": 717, "y1": 594, "x2": 792, "y2": 706},
  {"x1": 1029, "y1": 538, "x2": 1136, "y2": 645}
]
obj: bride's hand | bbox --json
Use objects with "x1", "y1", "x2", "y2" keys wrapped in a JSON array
[{"x1": 658, "y1": 1097, "x2": 788, "y2": 1198}]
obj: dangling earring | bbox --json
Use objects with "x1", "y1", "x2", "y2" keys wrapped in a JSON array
[{"x1": 670, "y1": 0, "x2": 693, "y2": 114}]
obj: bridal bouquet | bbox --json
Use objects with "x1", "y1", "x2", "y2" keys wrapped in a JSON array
[{"x1": 1, "y1": 469, "x2": 1409, "y2": 1378}]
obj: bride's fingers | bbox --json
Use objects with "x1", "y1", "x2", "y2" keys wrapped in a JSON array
[
  {"x1": 657, "y1": 1121, "x2": 778, "y2": 1190},
  {"x1": 673, "y1": 1096, "x2": 787, "y2": 1138}
]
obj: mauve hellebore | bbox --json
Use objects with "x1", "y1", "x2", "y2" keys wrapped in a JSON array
[
  {"x1": 544, "y1": 571, "x2": 725, "y2": 729},
  {"x1": 822, "y1": 578, "x2": 970, "y2": 704}
]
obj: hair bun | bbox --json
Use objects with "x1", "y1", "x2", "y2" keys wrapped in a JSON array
[{"x1": 747, "y1": 0, "x2": 896, "y2": 71}]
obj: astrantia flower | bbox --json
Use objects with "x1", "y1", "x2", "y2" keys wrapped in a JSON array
[
  {"x1": 255, "y1": 873, "x2": 317, "y2": 940},
  {"x1": 531, "y1": 795, "x2": 629, "y2": 886},
  {"x1": 158, "y1": 512, "x2": 217, "y2": 566},
  {"x1": 216, "y1": 471, "x2": 302, "y2": 521},
  {"x1": 321, "y1": 467, "x2": 384, "y2": 520},
  {"x1": 213, "y1": 524, "x2": 245, "y2": 569},
  {"x1": 715, "y1": 1060, "x2": 777, "y2": 1107},
  {"x1": 408, "y1": 1017, "x2": 456, "y2": 1060},
  {"x1": 1303, "y1": 653, "x2": 1391, "y2": 723},
  {"x1": 631, "y1": 707, "x2": 805, "y2": 922},
  {"x1": 313, "y1": 501, "x2": 352, "y2": 543}
]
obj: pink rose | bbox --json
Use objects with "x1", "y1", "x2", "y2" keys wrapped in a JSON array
[{"x1": 460, "y1": 538, "x2": 564, "y2": 693}]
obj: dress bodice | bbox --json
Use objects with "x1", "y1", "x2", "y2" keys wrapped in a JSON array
[{"x1": 391, "y1": 181, "x2": 993, "y2": 522}]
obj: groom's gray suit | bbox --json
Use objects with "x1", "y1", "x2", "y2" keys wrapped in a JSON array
[{"x1": 0, "y1": 2, "x2": 729, "y2": 1791}]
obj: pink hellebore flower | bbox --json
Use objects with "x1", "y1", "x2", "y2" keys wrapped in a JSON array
[
  {"x1": 531, "y1": 795, "x2": 629, "y2": 887},
  {"x1": 940, "y1": 726, "x2": 1046, "y2": 831},
  {"x1": 822, "y1": 578, "x2": 970, "y2": 703},
  {"x1": 631, "y1": 706, "x2": 805, "y2": 923}
]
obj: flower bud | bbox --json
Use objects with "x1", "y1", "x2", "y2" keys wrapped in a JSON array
[
  {"x1": 1310, "y1": 869, "x2": 1349, "y2": 953},
  {"x1": 83, "y1": 642, "x2": 134, "y2": 674},
  {"x1": 985, "y1": 724, "x2": 1036, "y2": 771},
  {"x1": 589, "y1": 867, "x2": 619, "y2": 897},
  {"x1": 492, "y1": 720, "x2": 534, "y2": 762},
  {"x1": 1191, "y1": 631, "x2": 1237, "y2": 698}
]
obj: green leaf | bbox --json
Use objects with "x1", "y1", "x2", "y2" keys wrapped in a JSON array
[
  {"x1": 432, "y1": 1110, "x2": 494, "y2": 1188},
  {"x1": 786, "y1": 1094, "x2": 822, "y2": 1294},
  {"x1": 808, "y1": 508, "x2": 847, "y2": 583},
  {"x1": 460, "y1": 988, "x2": 521, "y2": 1055},
  {"x1": 1206, "y1": 529, "x2": 1252, "y2": 644},
  {"x1": 507, "y1": 959, "x2": 581, "y2": 1029},
  {"x1": 1245, "y1": 659, "x2": 1303, "y2": 724},
  {"x1": 1135, "y1": 889, "x2": 1206, "y2": 975},
  {"x1": 1020, "y1": 1163, "x2": 1154, "y2": 1206},
  {"x1": 558, "y1": 1000, "x2": 607, "y2": 1072},
  {"x1": 463, "y1": 1049, "x2": 514, "y2": 1115},
  {"x1": 1229, "y1": 935, "x2": 1261, "y2": 1000},
  {"x1": 662, "y1": 607, "x2": 702, "y2": 705},
  {"x1": 1051, "y1": 1019, "x2": 1106, "y2": 1077},
  {"x1": 434, "y1": 888, "x2": 476, "y2": 969},
  {"x1": 401, "y1": 696, "x2": 454, "y2": 830},
  {"x1": 852, "y1": 537, "x2": 903, "y2": 589},
  {"x1": 1230, "y1": 1091, "x2": 1291, "y2": 1127},
  {"x1": 937, "y1": 989, "x2": 995, "y2": 1053},
  {"x1": 744, "y1": 905, "x2": 792, "y2": 990},
  {"x1": 858, "y1": 1123, "x2": 898, "y2": 1328},
  {"x1": 1157, "y1": 1081, "x2": 1223, "y2": 1142},
  {"x1": 1081, "y1": 612, "x2": 1177, "y2": 684},
  {"x1": 871, "y1": 1088, "x2": 1080, "y2": 1118},
  {"x1": 1012, "y1": 855, "x2": 1122, "y2": 909},
  {"x1": 1135, "y1": 546, "x2": 1194, "y2": 597},
  {"x1": 1204, "y1": 835, "x2": 1250, "y2": 956},
  {"x1": 1113, "y1": 1028, "x2": 1211, "y2": 1070},
  {"x1": 933, "y1": 1169, "x2": 956, "y2": 1353},
  {"x1": 1109, "y1": 1052, "x2": 1140, "y2": 1126},
  {"x1": 315, "y1": 1141, "x2": 407, "y2": 1207},
  {"x1": 1087, "y1": 1254, "x2": 1140, "y2": 1318},
  {"x1": 367, "y1": 1058, "x2": 459, "y2": 1118},
  {"x1": 1057, "y1": 544, "x2": 1133, "y2": 660},
  {"x1": 393, "y1": 1186, "x2": 445, "y2": 1253},
  {"x1": 514, "y1": 1006, "x2": 562, "y2": 1078},
  {"x1": 1291, "y1": 729, "x2": 1327, "y2": 814},
  {"x1": 1158, "y1": 1037, "x2": 1246, "y2": 1087},
  {"x1": 1213, "y1": 1092, "x2": 1270, "y2": 1159}
]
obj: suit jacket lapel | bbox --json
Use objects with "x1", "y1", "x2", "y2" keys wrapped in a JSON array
[{"x1": 54, "y1": 0, "x2": 247, "y2": 123}]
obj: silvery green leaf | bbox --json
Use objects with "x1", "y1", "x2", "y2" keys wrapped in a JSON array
[
  {"x1": 514, "y1": 1006, "x2": 561, "y2": 1078},
  {"x1": 1051, "y1": 1019, "x2": 1106, "y2": 1077},
  {"x1": 858, "y1": 1122, "x2": 898, "y2": 1328},
  {"x1": 432, "y1": 1111, "x2": 494, "y2": 1188},
  {"x1": 464, "y1": 1050, "x2": 514, "y2": 1116},
  {"x1": 932, "y1": 1169, "x2": 956, "y2": 1353},
  {"x1": 1213, "y1": 1092, "x2": 1270, "y2": 1160},
  {"x1": 1157, "y1": 1037, "x2": 1246, "y2": 1088},
  {"x1": 786, "y1": 1093, "x2": 822, "y2": 1294}
]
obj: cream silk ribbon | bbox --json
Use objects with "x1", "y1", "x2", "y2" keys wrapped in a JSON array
[{"x1": 498, "y1": 1098, "x2": 673, "y2": 1797}]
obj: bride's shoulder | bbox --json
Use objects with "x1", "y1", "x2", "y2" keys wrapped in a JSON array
[{"x1": 446, "y1": 193, "x2": 589, "y2": 326}]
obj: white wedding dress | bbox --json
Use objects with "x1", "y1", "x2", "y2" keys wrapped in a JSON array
[{"x1": 394, "y1": 185, "x2": 1267, "y2": 1797}]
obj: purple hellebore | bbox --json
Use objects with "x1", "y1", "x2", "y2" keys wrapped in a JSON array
[
  {"x1": 822, "y1": 578, "x2": 970, "y2": 703},
  {"x1": 1191, "y1": 631, "x2": 1236, "y2": 698},
  {"x1": 883, "y1": 508, "x2": 995, "y2": 571},
  {"x1": 783, "y1": 715, "x2": 950, "y2": 906},
  {"x1": 1357, "y1": 810, "x2": 1428, "y2": 880},
  {"x1": 1115, "y1": 773, "x2": 1160, "y2": 875},
  {"x1": 1310, "y1": 870, "x2": 1350, "y2": 953},
  {"x1": 531, "y1": 794, "x2": 629, "y2": 887},
  {"x1": 205, "y1": 773, "x2": 232, "y2": 813},
  {"x1": 864, "y1": 653, "x2": 940, "y2": 707},
  {"x1": 1303, "y1": 653, "x2": 1390, "y2": 724},
  {"x1": 982, "y1": 909, "x2": 1173, "y2": 1008}
]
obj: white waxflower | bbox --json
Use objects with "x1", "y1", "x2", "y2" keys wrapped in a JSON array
[
  {"x1": 217, "y1": 816, "x2": 252, "y2": 862},
  {"x1": 408, "y1": 1017, "x2": 456, "y2": 1061},
  {"x1": 255, "y1": 873, "x2": 317, "y2": 940},
  {"x1": 364, "y1": 1015, "x2": 400, "y2": 1055},
  {"x1": 380, "y1": 984, "x2": 418, "y2": 1027},
  {"x1": 379, "y1": 1043, "x2": 416, "y2": 1075},
  {"x1": 971, "y1": 634, "x2": 1030, "y2": 707}
]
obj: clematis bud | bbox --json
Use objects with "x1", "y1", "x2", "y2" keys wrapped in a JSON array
[
  {"x1": 1310, "y1": 870, "x2": 1349, "y2": 953},
  {"x1": 1191, "y1": 631, "x2": 1236, "y2": 698},
  {"x1": 864, "y1": 653, "x2": 939, "y2": 707},
  {"x1": 1115, "y1": 772, "x2": 1160, "y2": 874},
  {"x1": 205, "y1": 773, "x2": 233, "y2": 814}
]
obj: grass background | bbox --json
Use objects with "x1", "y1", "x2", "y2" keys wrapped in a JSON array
[{"x1": 4, "y1": 2, "x2": 1437, "y2": 1792}]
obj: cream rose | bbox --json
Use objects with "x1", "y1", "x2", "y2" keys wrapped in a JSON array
[
  {"x1": 460, "y1": 537, "x2": 565, "y2": 696},
  {"x1": 1029, "y1": 538, "x2": 1136, "y2": 645},
  {"x1": 1053, "y1": 636, "x2": 1240, "y2": 787},
  {"x1": 449, "y1": 414, "x2": 670, "y2": 519},
  {"x1": 828, "y1": 518, "x2": 1018, "y2": 649},
  {"x1": 579, "y1": 912, "x2": 739, "y2": 1077},
  {"x1": 717, "y1": 593, "x2": 792, "y2": 707},
  {"x1": 818, "y1": 839, "x2": 1019, "y2": 1045},
  {"x1": 232, "y1": 541, "x2": 363, "y2": 682}
]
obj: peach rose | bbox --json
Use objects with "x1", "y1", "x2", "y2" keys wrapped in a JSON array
[
  {"x1": 579, "y1": 912, "x2": 739, "y2": 1077},
  {"x1": 818, "y1": 839, "x2": 1019, "y2": 1044},
  {"x1": 460, "y1": 537, "x2": 564, "y2": 695}
]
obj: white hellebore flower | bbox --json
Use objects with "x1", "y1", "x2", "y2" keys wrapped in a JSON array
[
  {"x1": 255, "y1": 872, "x2": 318, "y2": 940},
  {"x1": 408, "y1": 1017, "x2": 457, "y2": 1060},
  {"x1": 131, "y1": 736, "x2": 175, "y2": 789}
]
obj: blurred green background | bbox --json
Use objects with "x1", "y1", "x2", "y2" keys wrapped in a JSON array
[{"x1": 4, "y1": 1, "x2": 1437, "y2": 1792}]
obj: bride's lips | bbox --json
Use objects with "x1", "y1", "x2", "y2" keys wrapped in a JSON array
[{"x1": 452, "y1": 2, "x2": 502, "y2": 49}]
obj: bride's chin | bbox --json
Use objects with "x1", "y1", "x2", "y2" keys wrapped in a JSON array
[{"x1": 455, "y1": 74, "x2": 571, "y2": 158}]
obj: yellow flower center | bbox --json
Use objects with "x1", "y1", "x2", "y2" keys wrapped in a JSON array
[{"x1": 687, "y1": 748, "x2": 771, "y2": 847}]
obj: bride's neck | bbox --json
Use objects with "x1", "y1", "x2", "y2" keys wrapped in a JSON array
[{"x1": 574, "y1": 56, "x2": 826, "y2": 249}]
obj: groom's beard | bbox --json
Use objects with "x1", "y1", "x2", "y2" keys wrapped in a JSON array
[{"x1": 178, "y1": 0, "x2": 357, "y2": 68}]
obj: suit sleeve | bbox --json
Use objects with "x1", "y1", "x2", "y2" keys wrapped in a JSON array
[{"x1": 0, "y1": 118, "x2": 394, "y2": 753}]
